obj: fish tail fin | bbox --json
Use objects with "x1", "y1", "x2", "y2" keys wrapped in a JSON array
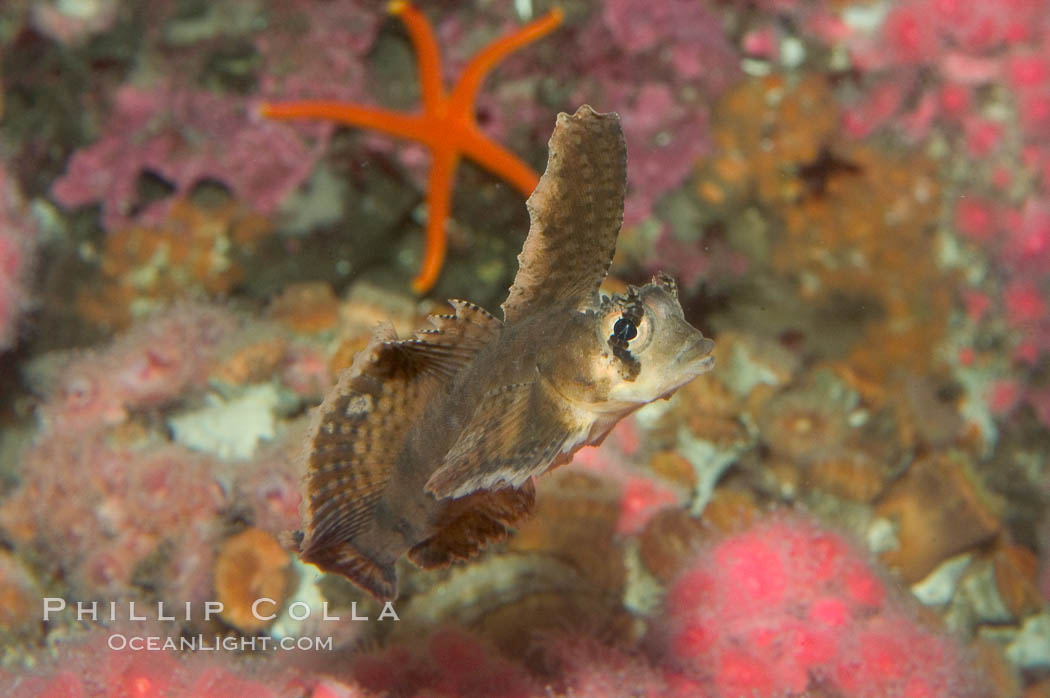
[{"x1": 301, "y1": 540, "x2": 398, "y2": 601}]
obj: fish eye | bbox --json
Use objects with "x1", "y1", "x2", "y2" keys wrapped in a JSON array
[
  {"x1": 600, "y1": 303, "x2": 652, "y2": 355},
  {"x1": 613, "y1": 317, "x2": 637, "y2": 342}
]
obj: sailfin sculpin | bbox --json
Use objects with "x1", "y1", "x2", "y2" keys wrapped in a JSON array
[{"x1": 295, "y1": 106, "x2": 715, "y2": 600}]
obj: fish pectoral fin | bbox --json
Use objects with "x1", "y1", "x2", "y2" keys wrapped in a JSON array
[
  {"x1": 298, "y1": 336, "x2": 421, "y2": 558},
  {"x1": 407, "y1": 483, "x2": 536, "y2": 568},
  {"x1": 425, "y1": 381, "x2": 583, "y2": 499},
  {"x1": 298, "y1": 299, "x2": 502, "y2": 593}
]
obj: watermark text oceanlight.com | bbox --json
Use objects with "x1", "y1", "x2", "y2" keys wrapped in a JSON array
[{"x1": 107, "y1": 634, "x2": 334, "y2": 652}]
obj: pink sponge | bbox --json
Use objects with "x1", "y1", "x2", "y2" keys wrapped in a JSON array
[{"x1": 655, "y1": 512, "x2": 984, "y2": 698}]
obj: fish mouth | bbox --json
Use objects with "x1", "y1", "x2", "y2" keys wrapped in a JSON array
[{"x1": 676, "y1": 335, "x2": 716, "y2": 375}]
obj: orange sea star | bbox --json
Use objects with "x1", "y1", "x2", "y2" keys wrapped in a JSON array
[{"x1": 261, "y1": 1, "x2": 563, "y2": 293}]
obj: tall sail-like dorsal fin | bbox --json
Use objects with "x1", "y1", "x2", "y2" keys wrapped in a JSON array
[{"x1": 501, "y1": 105, "x2": 626, "y2": 323}]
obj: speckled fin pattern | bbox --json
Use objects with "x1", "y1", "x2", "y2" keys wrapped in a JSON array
[
  {"x1": 296, "y1": 301, "x2": 501, "y2": 598},
  {"x1": 501, "y1": 105, "x2": 627, "y2": 323}
]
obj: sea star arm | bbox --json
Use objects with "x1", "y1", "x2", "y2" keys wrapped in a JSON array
[
  {"x1": 412, "y1": 149, "x2": 458, "y2": 293},
  {"x1": 260, "y1": 102, "x2": 434, "y2": 147},
  {"x1": 260, "y1": 3, "x2": 562, "y2": 295},
  {"x1": 449, "y1": 8, "x2": 564, "y2": 118},
  {"x1": 459, "y1": 125, "x2": 539, "y2": 197},
  {"x1": 388, "y1": 1, "x2": 445, "y2": 112}
]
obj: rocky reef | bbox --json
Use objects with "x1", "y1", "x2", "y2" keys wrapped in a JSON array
[{"x1": 1, "y1": 0, "x2": 1049, "y2": 696}]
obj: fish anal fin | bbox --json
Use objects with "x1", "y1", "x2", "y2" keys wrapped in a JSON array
[
  {"x1": 300, "y1": 540, "x2": 398, "y2": 601},
  {"x1": 407, "y1": 483, "x2": 536, "y2": 568},
  {"x1": 425, "y1": 380, "x2": 586, "y2": 499},
  {"x1": 407, "y1": 514, "x2": 508, "y2": 568}
]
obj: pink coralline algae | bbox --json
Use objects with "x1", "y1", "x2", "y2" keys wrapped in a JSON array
[
  {"x1": 599, "y1": 0, "x2": 737, "y2": 89},
  {"x1": 1, "y1": 303, "x2": 242, "y2": 603},
  {"x1": 952, "y1": 193, "x2": 1050, "y2": 426},
  {"x1": 796, "y1": 0, "x2": 1050, "y2": 431},
  {"x1": 540, "y1": 634, "x2": 671, "y2": 697},
  {"x1": 654, "y1": 513, "x2": 985, "y2": 698},
  {"x1": 1, "y1": 625, "x2": 310, "y2": 698},
  {"x1": 0, "y1": 431, "x2": 227, "y2": 602},
  {"x1": 0, "y1": 162, "x2": 38, "y2": 352},
  {"x1": 255, "y1": 0, "x2": 380, "y2": 102},
  {"x1": 50, "y1": 84, "x2": 325, "y2": 231},
  {"x1": 650, "y1": 230, "x2": 750, "y2": 294},
  {"x1": 1002, "y1": 219, "x2": 1050, "y2": 365},
  {"x1": 793, "y1": 0, "x2": 1050, "y2": 165},
  {"x1": 36, "y1": 302, "x2": 237, "y2": 434},
  {"x1": 232, "y1": 435, "x2": 305, "y2": 538},
  {"x1": 49, "y1": 0, "x2": 383, "y2": 233},
  {"x1": 565, "y1": 0, "x2": 738, "y2": 225}
]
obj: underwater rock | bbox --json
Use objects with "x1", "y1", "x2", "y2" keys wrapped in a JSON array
[
  {"x1": 168, "y1": 384, "x2": 280, "y2": 460},
  {"x1": 638, "y1": 507, "x2": 706, "y2": 584},
  {"x1": 1007, "y1": 613, "x2": 1050, "y2": 671},
  {"x1": 808, "y1": 449, "x2": 891, "y2": 502},
  {"x1": 912, "y1": 553, "x2": 973, "y2": 607},
  {"x1": 0, "y1": 550, "x2": 42, "y2": 646},
  {"x1": 878, "y1": 452, "x2": 1001, "y2": 583},
  {"x1": 992, "y1": 543, "x2": 1044, "y2": 620},
  {"x1": 210, "y1": 335, "x2": 289, "y2": 388},
  {"x1": 269, "y1": 281, "x2": 340, "y2": 334}
]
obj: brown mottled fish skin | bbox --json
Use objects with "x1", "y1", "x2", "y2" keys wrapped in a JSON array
[{"x1": 295, "y1": 105, "x2": 715, "y2": 600}]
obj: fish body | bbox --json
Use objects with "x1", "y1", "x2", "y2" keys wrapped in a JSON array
[{"x1": 296, "y1": 106, "x2": 715, "y2": 600}]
